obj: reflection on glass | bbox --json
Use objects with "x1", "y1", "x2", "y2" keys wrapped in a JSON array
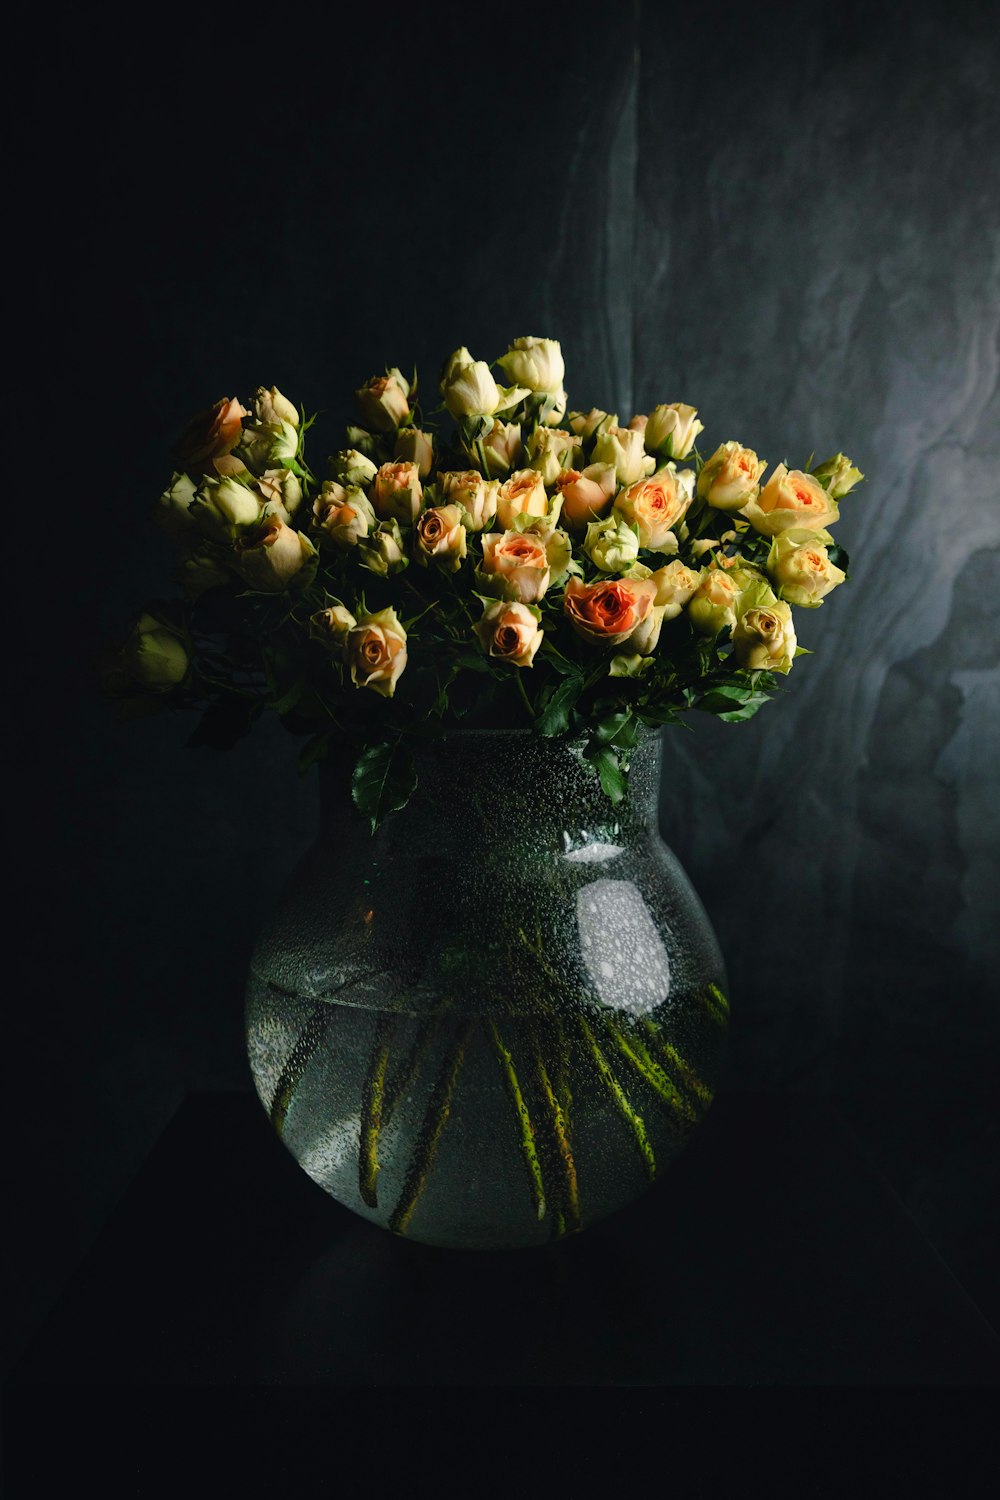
[{"x1": 576, "y1": 878, "x2": 671, "y2": 1016}]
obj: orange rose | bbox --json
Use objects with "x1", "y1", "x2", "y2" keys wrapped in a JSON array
[
  {"x1": 613, "y1": 467, "x2": 693, "y2": 551},
  {"x1": 555, "y1": 463, "x2": 617, "y2": 530},
  {"x1": 174, "y1": 396, "x2": 248, "y2": 472},
  {"x1": 563, "y1": 576, "x2": 657, "y2": 646}
]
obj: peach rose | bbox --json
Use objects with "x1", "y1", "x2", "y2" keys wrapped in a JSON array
[
  {"x1": 347, "y1": 607, "x2": 408, "y2": 697},
  {"x1": 482, "y1": 420, "x2": 523, "y2": 475},
  {"x1": 555, "y1": 462, "x2": 618, "y2": 530},
  {"x1": 474, "y1": 600, "x2": 543, "y2": 667},
  {"x1": 742, "y1": 464, "x2": 840, "y2": 535},
  {"x1": 496, "y1": 468, "x2": 548, "y2": 530},
  {"x1": 439, "y1": 470, "x2": 500, "y2": 531},
  {"x1": 414, "y1": 504, "x2": 467, "y2": 572},
  {"x1": 356, "y1": 372, "x2": 409, "y2": 432},
  {"x1": 613, "y1": 466, "x2": 694, "y2": 551},
  {"x1": 234, "y1": 515, "x2": 316, "y2": 591},
  {"x1": 372, "y1": 460, "x2": 422, "y2": 526},
  {"x1": 480, "y1": 529, "x2": 551, "y2": 603},
  {"x1": 563, "y1": 575, "x2": 657, "y2": 646},
  {"x1": 315, "y1": 483, "x2": 376, "y2": 548},
  {"x1": 394, "y1": 426, "x2": 435, "y2": 478},
  {"x1": 696, "y1": 441, "x2": 767, "y2": 512},
  {"x1": 174, "y1": 396, "x2": 248, "y2": 472}
]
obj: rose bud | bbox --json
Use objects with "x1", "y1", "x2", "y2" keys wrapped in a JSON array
[
  {"x1": 613, "y1": 465, "x2": 694, "y2": 552},
  {"x1": 315, "y1": 483, "x2": 376, "y2": 548},
  {"x1": 733, "y1": 599, "x2": 797, "y2": 673},
  {"x1": 496, "y1": 468, "x2": 548, "y2": 530},
  {"x1": 330, "y1": 448, "x2": 379, "y2": 488},
  {"x1": 540, "y1": 386, "x2": 568, "y2": 426},
  {"x1": 525, "y1": 426, "x2": 579, "y2": 485},
  {"x1": 563, "y1": 575, "x2": 657, "y2": 646},
  {"x1": 696, "y1": 441, "x2": 767, "y2": 512},
  {"x1": 394, "y1": 427, "x2": 435, "y2": 478},
  {"x1": 568, "y1": 408, "x2": 617, "y2": 444},
  {"x1": 358, "y1": 519, "x2": 409, "y2": 576},
  {"x1": 497, "y1": 336, "x2": 565, "y2": 394},
  {"x1": 414, "y1": 504, "x2": 467, "y2": 572},
  {"x1": 156, "y1": 471, "x2": 199, "y2": 538},
  {"x1": 439, "y1": 470, "x2": 500, "y2": 531},
  {"x1": 372, "y1": 461, "x2": 422, "y2": 527},
  {"x1": 474, "y1": 599, "x2": 544, "y2": 668},
  {"x1": 482, "y1": 420, "x2": 523, "y2": 475},
  {"x1": 234, "y1": 515, "x2": 316, "y2": 591},
  {"x1": 356, "y1": 371, "x2": 410, "y2": 432},
  {"x1": 258, "y1": 467, "x2": 303, "y2": 519},
  {"x1": 648, "y1": 560, "x2": 702, "y2": 620},
  {"x1": 443, "y1": 359, "x2": 502, "y2": 418},
  {"x1": 766, "y1": 528, "x2": 845, "y2": 607},
  {"x1": 555, "y1": 462, "x2": 618, "y2": 530},
  {"x1": 309, "y1": 602, "x2": 357, "y2": 650},
  {"x1": 811, "y1": 452, "x2": 864, "y2": 499},
  {"x1": 124, "y1": 613, "x2": 189, "y2": 689},
  {"x1": 609, "y1": 653, "x2": 655, "y2": 678},
  {"x1": 174, "y1": 396, "x2": 248, "y2": 472},
  {"x1": 645, "y1": 403, "x2": 704, "y2": 461},
  {"x1": 687, "y1": 567, "x2": 743, "y2": 636},
  {"x1": 592, "y1": 424, "x2": 656, "y2": 485},
  {"x1": 439, "y1": 346, "x2": 475, "y2": 393},
  {"x1": 347, "y1": 606, "x2": 408, "y2": 697},
  {"x1": 179, "y1": 552, "x2": 232, "y2": 599},
  {"x1": 743, "y1": 464, "x2": 840, "y2": 535},
  {"x1": 235, "y1": 417, "x2": 299, "y2": 476},
  {"x1": 628, "y1": 604, "x2": 667, "y2": 655},
  {"x1": 583, "y1": 513, "x2": 641, "y2": 573},
  {"x1": 253, "y1": 386, "x2": 299, "y2": 429},
  {"x1": 190, "y1": 474, "x2": 263, "y2": 534},
  {"x1": 479, "y1": 529, "x2": 552, "y2": 603}
]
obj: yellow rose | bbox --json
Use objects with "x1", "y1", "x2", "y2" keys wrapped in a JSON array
[
  {"x1": 496, "y1": 336, "x2": 565, "y2": 393},
  {"x1": 443, "y1": 360, "x2": 501, "y2": 418},
  {"x1": 743, "y1": 464, "x2": 840, "y2": 535},
  {"x1": 767, "y1": 528, "x2": 845, "y2": 607},
  {"x1": 525, "y1": 427, "x2": 579, "y2": 485},
  {"x1": 372, "y1": 461, "x2": 422, "y2": 526},
  {"x1": 474, "y1": 599, "x2": 543, "y2": 667},
  {"x1": 568, "y1": 408, "x2": 617, "y2": 444},
  {"x1": 414, "y1": 504, "x2": 467, "y2": 572},
  {"x1": 554, "y1": 463, "x2": 618, "y2": 530},
  {"x1": 687, "y1": 567, "x2": 743, "y2": 636},
  {"x1": 696, "y1": 441, "x2": 767, "y2": 512},
  {"x1": 347, "y1": 607, "x2": 408, "y2": 697},
  {"x1": 648, "y1": 560, "x2": 702, "y2": 620},
  {"x1": 496, "y1": 469, "x2": 549, "y2": 530},
  {"x1": 592, "y1": 425, "x2": 656, "y2": 485},
  {"x1": 613, "y1": 465, "x2": 694, "y2": 552},
  {"x1": 439, "y1": 470, "x2": 500, "y2": 531},
  {"x1": 645, "y1": 403, "x2": 703, "y2": 460},
  {"x1": 733, "y1": 599, "x2": 797, "y2": 673}
]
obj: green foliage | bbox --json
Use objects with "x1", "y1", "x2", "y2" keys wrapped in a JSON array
[{"x1": 351, "y1": 740, "x2": 419, "y2": 832}]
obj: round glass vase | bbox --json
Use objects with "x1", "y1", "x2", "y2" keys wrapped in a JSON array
[{"x1": 245, "y1": 728, "x2": 729, "y2": 1249}]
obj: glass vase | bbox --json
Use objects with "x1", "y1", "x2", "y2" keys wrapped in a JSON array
[{"x1": 245, "y1": 728, "x2": 729, "y2": 1248}]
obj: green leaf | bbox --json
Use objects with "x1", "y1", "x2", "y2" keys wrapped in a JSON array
[
  {"x1": 535, "y1": 676, "x2": 583, "y2": 737},
  {"x1": 351, "y1": 740, "x2": 418, "y2": 833},
  {"x1": 583, "y1": 741, "x2": 627, "y2": 805},
  {"x1": 594, "y1": 709, "x2": 635, "y2": 748},
  {"x1": 827, "y1": 543, "x2": 850, "y2": 575}
]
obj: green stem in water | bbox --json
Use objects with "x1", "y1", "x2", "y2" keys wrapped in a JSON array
[
  {"x1": 358, "y1": 1016, "x2": 394, "y2": 1208},
  {"x1": 270, "y1": 1007, "x2": 331, "y2": 1138},
  {"x1": 532, "y1": 1027, "x2": 580, "y2": 1235},
  {"x1": 489, "y1": 1019, "x2": 547, "y2": 1222},
  {"x1": 603, "y1": 1015, "x2": 698, "y2": 1125},
  {"x1": 578, "y1": 1016, "x2": 657, "y2": 1181},
  {"x1": 389, "y1": 1021, "x2": 472, "y2": 1237},
  {"x1": 701, "y1": 983, "x2": 730, "y2": 1027},
  {"x1": 642, "y1": 1020, "x2": 714, "y2": 1111},
  {"x1": 381, "y1": 1015, "x2": 441, "y2": 1128}
]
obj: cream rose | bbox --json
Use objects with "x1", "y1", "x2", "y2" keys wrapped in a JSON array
[
  {"x1": 330, "y1": 448, "x2": 379, "y2": 488},
  {"x1": 253, "y1": 386, "x2": 299, "y2": 429},
  {"x1": 687, "y1": 567, "x2": 743, "y2": 636},
  {"x1": 314, "y1": 483, "x2": 376, "y2": 547},
  {"x1": 525, "y1": 426, "x2": 578, "y2": 485},
  {"x1": 648, "y1": 560, "x2": 702, "y2": 620},
  {"x1": 743, "y1": 464, "x2": 840, "y2": 535},
  {"x1": 497, "y1": 336, "x2": 565, "y2": 393},
  {"x1": 439, "y1": 470, "x2": 500, "y2": 531},
  {"x1": 372, "y1": 461, "x2": 422, "y2": 526},
  {"x1": 443, "y1": 360, "x2": 501, "y2": 418},
  {"x1": 356, "y1": 371, "x2": 409, "y2": 432},
  {"x1": 555, "y1": 463, "x2": 617, "y2": 530},
  {"x1": 191, "y1": 473, "x2": 263, "y2": 534},
  {"x1": 479, "y1": 529, "x2": 551, "y2": 603},
  {"x1": 347, "y1": 606, "x2": 408, "y2": 697},
  {"x1": 628, "y1": 604, "x2": 667, "y2": 655},
  {"x1": 174, "y1": 396, "x2": 248, "y2": 472},
  {"x1": 568, "y1": 408, "x2": 616, "y2": 444},
  {"x1": 482, "y1": 420, "x2": 523, "y2": 475},
  {"x1": 234, "y1": 516, "x2": 316, "y2": 591},
  {"x1": 613, "y1": 466, "x2": 694, "y2": 552},
  {"x1": 584, "y1": 514, "x2": 641, "y2": 573},
  {"x1": 563, "y1": 575, "x2": 658, "y2": 646},
  {"x1": 733, "y1": 599, "x2": 797, "y2": 673},
  {"x1": 696, "y1": 441, "x2": 767, "y2": 512},
  {"x1": 394, "y1": 427, "x2": 435, "y2": 478},
  {"x1": 156, "y1": 471, "x2": 199, "y2": 537},
  {"x1": 767, "y1": 528, "x2": 845, "y2": 607},
  {"x1": 592, "y1": 425, "x2": 656, "y2": 485},
  {"x1": 124, "y1": 613, "x2": 189, "y2": 688},
  {"x1": 257, "y1": 467, "x2": 303, "y2": 519},
  {"x1": 309, "y1": 603, "x2": 357, "y2": 649},
  {"x1": 414, "y1": 504, "x2": 467, "y2": 572},
  {"x1": 811, "y1": 452, "x2": 864, "y2": 499},
  {"x1": 474, "y1": 599, "x2": 543, "y2": 667},
  {"x1": 645, "y1": 403, "x2": 703, "y2": 460},
  {"x1": 358, "y1": 519, "x2": 409, "y2": 576},
  {"x1": 496, "y1": 469, "x2": 549, "y2": 530}
]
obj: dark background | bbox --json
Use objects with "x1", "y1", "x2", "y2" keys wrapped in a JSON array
[{"x1": 8, "y1": 0, "x2": 998, "y2": 1375}]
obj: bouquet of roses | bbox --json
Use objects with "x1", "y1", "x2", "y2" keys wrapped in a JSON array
[{"x1": 105, "y1": 335, "x2": 862, "y2": 826}]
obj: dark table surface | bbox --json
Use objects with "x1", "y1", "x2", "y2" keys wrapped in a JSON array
[{"x1": 6, "y1": 1090, "x2": 999, "y2": 1389}]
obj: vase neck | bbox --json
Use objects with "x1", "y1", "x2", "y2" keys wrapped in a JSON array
[{"x1": 318, "y1": 729, "x2": 662, "y2": 854}]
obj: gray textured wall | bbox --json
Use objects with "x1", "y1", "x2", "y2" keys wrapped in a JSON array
[{"x1": 10, "y1": 0, "x2": 999, "y2": 1370}]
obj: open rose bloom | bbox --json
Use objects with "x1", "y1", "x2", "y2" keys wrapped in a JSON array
[{"x1": 119, "y1": 335, "x2": 861, "y2": 819}]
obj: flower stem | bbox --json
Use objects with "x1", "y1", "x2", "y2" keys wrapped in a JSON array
[
  {"x1": 515, "y1": 671, "x2": 535, "y2": 722},
  {"x1": 578, "y1": 1016, "x2": 657, "y2": 1181},
  {"x1": 389, "y1": 1021, "x2": 472, "y2": 1237},
  {"x1": 642, "y1": 1020, "x2": 714, "y2": 1111},
  {"x1": 270, "y1": 1006, "x2": 331, "y2": 1138},
  {"x1": 358, "y1": 1016, "x2": 393, "y2": 1208},
  {"x1": 489, "y1": 1020, "x2": 547, "y2": 1222},
  {"x1": 602, "y1": 1015, "x2": 698, "y2": 1125},
  {"x1": 532, "y1": 1026, "x2": 579, "y2": 1235}
]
